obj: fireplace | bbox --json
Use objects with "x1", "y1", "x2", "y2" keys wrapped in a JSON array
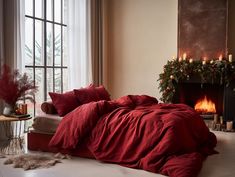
[
  {"x1": 172, "y1": 79, "x2": 235, "y2": 128},
  {"x1": 173, "y1": 82, "x2": 224, "y2": 116}
]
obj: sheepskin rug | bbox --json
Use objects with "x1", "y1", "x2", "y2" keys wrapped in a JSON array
[{"x1": 3, "y1": 153, "x2": 70, "y2": 170}]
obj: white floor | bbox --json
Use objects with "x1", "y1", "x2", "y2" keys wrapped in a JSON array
[{"x1": 0, "y1": 131, "x2": 235, "y2": 177}]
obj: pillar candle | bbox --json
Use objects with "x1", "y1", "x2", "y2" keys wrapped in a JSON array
[
  {"x1": 220, "y1": 116, "x2": 223, "y2": 124},
  {"x1": 214, "y1": 114, "x2": 219, "y2": 123},
  {"x1": 226, "y1": 121, "x2": 233, "y2": 131},
  {"x1": 229, "y1": 54, "x2": 233, "y2": 62}
]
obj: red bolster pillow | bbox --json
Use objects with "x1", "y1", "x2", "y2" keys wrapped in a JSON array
[{"x1": 41, "y1": 101, "x2": 58, "y2": 114}]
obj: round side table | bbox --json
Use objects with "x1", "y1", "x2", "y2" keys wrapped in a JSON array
[{"x1": 0, "y1": 115, "x2": 32, "y2": 155}]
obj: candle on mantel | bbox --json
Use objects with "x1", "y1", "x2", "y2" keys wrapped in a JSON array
[
  {"x1": 226, "y1": 121, "x2": 233, "y2": 131},
  {"x1": 178, "y1": 57, "x2": 182, "y2": 62},
  {"x1": 183, "y1": 53, "x2": 187, "y2": 60},
  {"x1": 219, "y1": 55, "x2": 223, "y2": 61},
  {"x1": 172, "y1": 56, "x2": 176, "y2": 60},
  {"x1": 229, "y1": 54, "x2": 233, "y2": 62},
  {"x1": 189, "y1": 58, "x2": 193, "y2": 63}
]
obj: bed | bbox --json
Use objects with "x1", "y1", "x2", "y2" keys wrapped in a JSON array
[{"x1": 28, "y1": 85, "x2": 217, "y2": 177}]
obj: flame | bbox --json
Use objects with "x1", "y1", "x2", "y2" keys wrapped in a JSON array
[{"x1": 194, "y1": 96, "x2": 216, "y2": 113}]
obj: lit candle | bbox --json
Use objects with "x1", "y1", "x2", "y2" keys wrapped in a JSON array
[
  {"x1": 229, "y1": 54, "x2": 233, "y2": 62},
  {"x1": 202, "y1": 60, "x2": 206, "y2": 65},
  {"x1": 189, "y1": 58, "x2": 193, "y2": 63},
  {"x1": 178, "y1": 57, "x2": 182, "y2": 62},
  {"x1": 226, "y1": 121, "x2": 233, "y2": 131},
  {"x1": 172, "y1": 56, "x2": 176, "y2": 60},
  {"x1": 220, "y1": 116, "x2": 223, "y2": 124},
  {"x1": 214, "y1": 114, "x2": 219, "y2": 123},
  {"x1": 219, "y1": 55, "x2": 223, "y2": 61},
  {"x1": 210, "y1": 60, "x2": 214, "y2": 64},
  {"x1": 183, "y1": 53, "x2": 187, "y2": 60}
]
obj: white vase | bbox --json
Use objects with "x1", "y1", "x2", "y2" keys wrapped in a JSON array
[{"x1": 3, "y1": 103, "x2": 14, "y2": 116}]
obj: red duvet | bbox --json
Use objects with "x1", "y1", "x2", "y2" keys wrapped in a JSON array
[{"x1": 49, "y1": 95, "x2": 217, "y2": 177}]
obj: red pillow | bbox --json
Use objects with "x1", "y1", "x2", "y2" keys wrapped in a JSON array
[
  {"x1": 74, "y1": 85, "x2": 111, "y2": 104},
  {"x1": 95, "y1": 85, "x2": 111, "y2": 101},
  {"x1": 49, "y1": 91, "x2": 80, "y2": 116}
]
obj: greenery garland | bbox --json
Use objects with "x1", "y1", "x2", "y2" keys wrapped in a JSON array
[{"x1": 158, "y1": 58, "x2": 235, "y2": 103}]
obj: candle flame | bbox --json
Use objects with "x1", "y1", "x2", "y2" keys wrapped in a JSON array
[
  {"x1": 183, "y1": 53, "x2": 187, "y2": 60},
  {"x1": 219, "y1": 55, "x2": 223, "y2": 61}
]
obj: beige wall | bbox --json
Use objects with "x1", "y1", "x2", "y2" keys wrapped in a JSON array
[{"x1": 106, "y1": 0, "x2": 178, "y2": 99}]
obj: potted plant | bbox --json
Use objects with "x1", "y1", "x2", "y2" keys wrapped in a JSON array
[{"x1": 0, "y1": 65, "x2": 37, "y2": 115}]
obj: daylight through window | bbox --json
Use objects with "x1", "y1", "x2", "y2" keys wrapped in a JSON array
[{"x1": 25, "y1": 0, "x2": 68, "y2": 115}]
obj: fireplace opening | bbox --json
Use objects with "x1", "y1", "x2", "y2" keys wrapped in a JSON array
[
  {"x1": 173, "y1": 83, "x2": 224, "y2": 116},
  {"x1": 194, "y1": 95, "x2": 216, "y2": 114}
]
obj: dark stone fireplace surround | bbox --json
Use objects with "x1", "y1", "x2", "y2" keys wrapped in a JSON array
[{"x1": 172, "y1": 76, "x2": 235, "y2": 128}]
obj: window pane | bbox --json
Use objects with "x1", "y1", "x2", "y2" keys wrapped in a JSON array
[
  {"x1": 63, "y1": 68, "x2": 68, "y2": 91},
  {"x1": 35, "y1": 0, "x2": 43, "y2": 18},
  {"x1": 25, "y1": 0, "x2": 33, "y2": 16},
  {"x1": 63, "y1": 26, "x2": 67, "y2": 66},
  {"x1": 25, "y1": 18, "x2": 33, "y2": 66},
  {"x1": 47, "y1": 0, "x2": 53, "y2": 21},
  {"x1": 55, "y1": 69, "x2": 61, "y2": 92},
  {"x1": 55, "y1": 25, "x2": 61, "y2": 66},
  {"x1": 62, "y1": 0, "x2": 67, "y2": 24},
  {"x1": 35, "y1": 68, "x2": 45, "y2": 104},
  {"x1": 24, "y1": 68, "x2": 34, "y2": 116},
  {"x1": 47, "y1": 68, "x2": 53, "y2": 98},
  {"x1": 46, "y1": 23, "x2": 53, "y2": 66},
  {"x1": 54, "y1": 0, "x2": 61, "y2": 23},
  {"x1": 35, "y1": 20, "x2": 44, "y2": 66},
  {"x1": 25, "y1": 68, "x2": 34, "y2": 82}
]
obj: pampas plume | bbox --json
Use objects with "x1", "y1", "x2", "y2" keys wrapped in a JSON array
[{"x1": 0, "y1": 65, "x2": 37, "y2": 106}]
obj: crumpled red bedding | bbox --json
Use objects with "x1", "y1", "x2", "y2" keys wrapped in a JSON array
[{"x1": 49, "y1": 95, "x2": 217, "y2": 177}]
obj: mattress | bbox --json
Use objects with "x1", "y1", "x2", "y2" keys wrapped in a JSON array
[{"x1": 32, "y1": 114, "x2": 62, "y2": 134}]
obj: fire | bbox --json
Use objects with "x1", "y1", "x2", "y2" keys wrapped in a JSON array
[{"x1": 194, "y1": 96, "x2": 216, "y2": 114}]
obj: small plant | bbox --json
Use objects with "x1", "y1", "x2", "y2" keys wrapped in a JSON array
[{"x1": 0, "y1": 65, "x2": 37, "y2": 108}]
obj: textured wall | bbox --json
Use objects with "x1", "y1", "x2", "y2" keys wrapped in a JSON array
[
  {"x1": 228, "y1": 0, "x2": 235, "y2": 55},
  {"x1": 178, "y1": 0, "x2": 228, "y2": 60}
]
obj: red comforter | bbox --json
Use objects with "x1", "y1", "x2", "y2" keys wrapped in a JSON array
[{"x1": 49, "y1": 95, "x2": 217, "y2": 177}]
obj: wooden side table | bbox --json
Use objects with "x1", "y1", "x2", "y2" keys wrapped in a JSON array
[{"x1": 0, "y1": 115, "x2": 32, "y2": 155}]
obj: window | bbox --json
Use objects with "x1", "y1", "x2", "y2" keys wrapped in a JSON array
[{"x1": 25, "y1": 0, "x2": 68, "y2": 115}]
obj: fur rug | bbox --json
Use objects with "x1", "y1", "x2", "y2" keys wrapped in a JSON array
[{"x1": 2, "y1": 153, "x2": 70, "y2": 170}]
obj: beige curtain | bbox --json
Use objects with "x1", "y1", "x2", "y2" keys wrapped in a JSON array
[
  {"x1": 0, "y1": 0, "x2": 23, "y2": 141},
  {"x1": 89, "y1": 0, "x2": 107, "y2": 86},
  {"x1": 0, "y1": 0, "x2": 5, "y2": 141},
  {"x1": 0, "y1": 0, "x2": 4, "y2": 114},
  {"x1": 3, "y1": 0, "x2": 24, "y2": 71}
]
